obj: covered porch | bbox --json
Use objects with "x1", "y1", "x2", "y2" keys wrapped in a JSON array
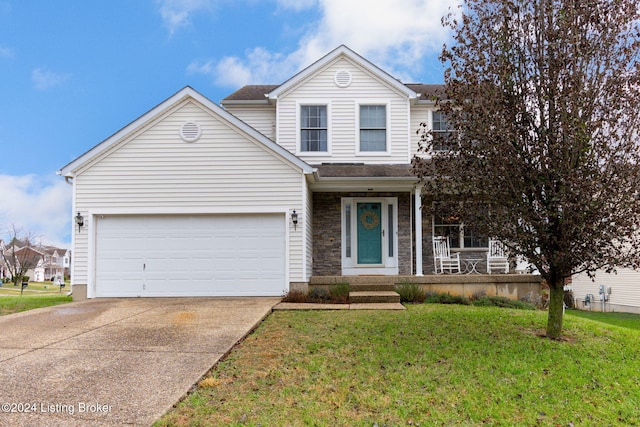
[
  {"x1": 306, "y1": 164, "x2": 543, "y2": 302},
  {"x1": 309, "y1": 164, "x2": 526, "y2": 278}
]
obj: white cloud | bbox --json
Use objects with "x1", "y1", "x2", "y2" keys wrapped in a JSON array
[
  {"x1": 188, "y1": 47, "x2": 299, "y2": 87},
  {"x1": 0, "y1": 45, "x2": 13, "y2": 59},
  {"x1": 300, "y1": 0, "x2": 458, "y2": 75},
  {"x1": 275, "y1": 0, "x2": 317, "y2": 12},
  {"x1": 191, "y1": 0, "x2": 458, "y2": 87},
  {"x1": 32, "y1": 68, "x2": 70, "y2": 90},
  {"x1": 0, "y1": 174, "x2": 72, "y2": 248},
  {"x1": 157, "y1": 0, "x2": 215, "y2": 35}
]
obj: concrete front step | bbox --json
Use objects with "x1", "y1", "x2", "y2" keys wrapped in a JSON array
[
  {"x1": 349, "y1": 291, "x2": 401, "y2": 304},
  {"x1": 349, "y1": 283, "x2": 396, "y2": 292}
]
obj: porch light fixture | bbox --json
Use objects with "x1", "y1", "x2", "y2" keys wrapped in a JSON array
[
  {"x1": 291, "y1": 210, "x2": 298, "y2": 230},
  {"x1": 75, "y1": 212, "x2": 84, "y2": 232}
]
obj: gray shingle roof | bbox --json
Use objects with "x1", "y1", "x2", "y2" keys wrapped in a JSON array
[
  {"x1": 405, "y1": 84, "x2": 448, "y2": 101},
  {"x1": 222, "y1": 83, "x2": 446, "y2": 102},
  {"x1": 222, "y1": 85, "x2": 279, "y2": 102}
]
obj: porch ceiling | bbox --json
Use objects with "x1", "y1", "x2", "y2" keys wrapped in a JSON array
[{"x1": 309, "y1": 164, "x2": 419, "y2": 192}]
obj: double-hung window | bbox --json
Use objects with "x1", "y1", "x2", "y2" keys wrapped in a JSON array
[
  {"x1": 432, "y1": 111, "x2": 454, "y2": 152},
  {"x1": 359, "y1": 105, "x2": 386, "y2": 152},
  {"x1": 300, "y1": 105, "x2": 327, "y2": 152}
]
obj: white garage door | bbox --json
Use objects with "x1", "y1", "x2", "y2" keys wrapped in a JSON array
[{"x1": 95, "y1": 214, "x2": 286, "y2": 297}]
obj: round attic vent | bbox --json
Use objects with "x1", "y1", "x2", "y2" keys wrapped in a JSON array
[
  {"x1": 180, "y1": 121, "x2": 201, "y2": 142},
  {"x1": 334, "y1": 70, "x2": 352, "y2": 88}
]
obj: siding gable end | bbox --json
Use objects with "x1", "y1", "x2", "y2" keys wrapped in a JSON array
[
  {"x1": 268, "y1": 45, "x2": 417, "y2": 101},
  {"x1": 58, "y1": 87, "x2": 312, "y2": 178}
]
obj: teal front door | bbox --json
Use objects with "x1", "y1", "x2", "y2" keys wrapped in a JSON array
[{"x1": 357, "y1": 202, "x2": 382, "y2": 264}]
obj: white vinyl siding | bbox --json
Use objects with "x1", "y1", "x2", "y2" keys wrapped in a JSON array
[
  {"x1": 222, "y1": 105, "x2": 276, "y2": 140},
  {"x1": 572, "y1": 269, "x2": 640, "y2": 313},
  {"x1": 410, "y1": 105, "x2": 432, "y2": 157},
  {"x1": 276, "y1": 57, "x2": 411, "y2": 164},
  {"x1": 72, "y1": 100, "x2": 305, "y2": 287}
]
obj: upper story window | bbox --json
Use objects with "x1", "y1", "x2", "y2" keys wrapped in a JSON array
[
  {"x1": 432, "y1": 111, "x2": 454, "y2": 152},
  {"x1": 300, "y1": 105, "x2": 327, "y2": 152},
  {"x1": 359, "y1": 105, "x2": 387, "y2": 152}
]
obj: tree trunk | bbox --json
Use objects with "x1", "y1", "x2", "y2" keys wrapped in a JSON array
[{"x1": 546, "y1": 278, "x2": 565, "y2": 339}]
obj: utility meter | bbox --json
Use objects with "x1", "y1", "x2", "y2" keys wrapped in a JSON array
[{"x1": 599, "y1": 285, "x2": 609, "y2": 301}]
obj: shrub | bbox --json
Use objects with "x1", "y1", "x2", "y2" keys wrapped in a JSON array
[
  {"x1": 521, "y1": 291, "x2": 549, "y2": 310},
  {"x1": 425, "y1": 292, "x2": 471, "y2": 305},
  {"x1": 281, "y1": 290, "x2": 309, "y2": 303},
  {"x1": 395, "y1": 282, "x2": 426, "y2": 303},
  {"x1": 328, "y1": 283, "x2": 350, "y2": 304},
  {"x1": 281, "y1": 284, "x2": 350, "y2": 304},
  {"x1": 563, "y1": 290, "x2": 575, "y2": 309},
  {"x1": 308, "y1": 287, "x2": 330, "y2": 302},
  {"x1": 472, "y1": 296, "x2": 535, "y2": 310},
  {"x1": 470, "y1": 288, "x2": 487, "y2": 301}
]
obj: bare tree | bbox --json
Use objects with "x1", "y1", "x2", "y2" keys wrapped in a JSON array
[
  {"x1": 412, "y1": 0, "x2": 640, "y2": 339},
  {"x1": 1, "y1": 225, "x2": 43, "y2": 287}
]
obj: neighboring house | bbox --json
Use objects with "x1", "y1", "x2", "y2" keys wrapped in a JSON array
[
  {"x1": 58, "y1": 45, "x2": 540, "y2": 299},
  {"x1": 0, "y1": 240, "x2": 70, "y2": 282},
  {"x1": 4, "y1": 245, "x2": 43, "y2": 282},
  {"x1": 33, "y1": 247, "x2": 70, "y2": 282},
  {"x1": 571, "y1": 270, "x2": 640, "y2": 314},
  {"x1": 0, "y1": 240, "x2": 7, "y2": 280}
]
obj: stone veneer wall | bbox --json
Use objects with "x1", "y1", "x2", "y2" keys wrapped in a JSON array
[{"x1": 312, "y1": 192, "x2": 412, "y2": 276}]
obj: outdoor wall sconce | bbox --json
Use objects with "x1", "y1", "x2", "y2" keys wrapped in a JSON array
[
  {"x1": 291, "y1": 210, "x2": 298, "y2": 230},
  {"x1": 75, "y1": 212, "x2": 84, "y2": 232}
]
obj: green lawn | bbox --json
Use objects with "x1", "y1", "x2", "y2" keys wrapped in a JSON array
[
  {"x1": 0, "y1": 294, "x2": 73, "y2": 316},
  {"x1": 156, "y1": 305, "x2": 640, "y2": 426},
  {"x1": 566, "y1": 309, "x2": 640, "y2": 331},
  {"x1": 0, "y1": 281, "x2": 69, "y2": 296}
]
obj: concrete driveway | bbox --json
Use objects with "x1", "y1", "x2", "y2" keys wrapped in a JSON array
[{"x1": 0, "y1": 297, "x2": 279, "y2": 426}]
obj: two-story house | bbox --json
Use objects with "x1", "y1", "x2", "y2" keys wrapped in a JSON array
[
  {"x1": 58, "y1": 45, "x2": 540, "y2": 299},
  {"x1": 33, "y1": 247, "x2": 70, "y2": 282},
  {"x1": 1, "y1": 240, "x2": 70, "y2": 283}
]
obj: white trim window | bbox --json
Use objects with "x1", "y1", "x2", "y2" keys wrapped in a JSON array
[
  {"x1": 358, "y1": 104, "x2": 388, "y2": 152},
  {"x1": 300, "y1": 105, "x2": 328, "y2": 152},
  {"x1": 432, "y1": 111, "x2": 454, "y2": 152}
]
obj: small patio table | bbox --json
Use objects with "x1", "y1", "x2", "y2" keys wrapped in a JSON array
[{"x1": 462, "y1": 258, "x2": 482, "y2": 274}]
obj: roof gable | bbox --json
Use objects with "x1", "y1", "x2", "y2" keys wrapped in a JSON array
[
  {"x1": 267, "y1": 45, "x2": 418, "y2": 101},
  {"x1": 58, "y1": 87, "x2": 313, "y2": 177}
]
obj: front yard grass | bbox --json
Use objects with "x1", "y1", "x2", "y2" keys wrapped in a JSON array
[
  {"x1": 156, "y1": 305, "x2": 640, "y2": 426},
  {"x1": 0, "y1": 294, "x2": 73, "y2": 316}
]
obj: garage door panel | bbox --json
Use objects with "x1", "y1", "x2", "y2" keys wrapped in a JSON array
[{"x1": 95, "y1": 214, "x2": 286, "y2": 297}]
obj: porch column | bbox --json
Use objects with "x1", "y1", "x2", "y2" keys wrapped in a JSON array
[{"x1": 414, "y1": 185, "x2": 423, "y2": 276}]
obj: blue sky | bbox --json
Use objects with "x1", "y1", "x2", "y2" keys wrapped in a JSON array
[{"x1": 0, "y1": 0, "x2": 456, "y2": 247}]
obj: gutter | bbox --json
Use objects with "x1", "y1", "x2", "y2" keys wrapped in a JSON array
[{"x1": 56, "y1": 170, "x2": 74, "y2": 185}]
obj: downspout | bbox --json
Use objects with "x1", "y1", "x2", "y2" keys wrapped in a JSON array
[{"x1": 58, "y1": 172, "x2": 74, "y2": 296}]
